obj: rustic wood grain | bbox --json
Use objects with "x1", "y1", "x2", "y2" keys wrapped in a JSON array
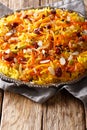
[
  {"x1": 1, "y1": 92, "x2": 43, "y2": 130},
  {"x1": 9, "y1": 0, "x2": 22, "y2": 10},
  {"x1": 24, "y1": 0, "x2": 40, "y2": 8},
  {"x1": 0, "y1": 91, "x2": 86, "y2": 130},
  {"x1": 40, "y1": 0, "x2": 48, "y2": 6},
  {"x1": 20, "y1": 0, "x2": 30, "y2": 8},
  {"x1": 1, "y1": 0, "x2": 40, "y2": 10},
  {"x1": 43, "y1": 90, "x2": 86, "y2": 130},
  {"x1": 0, "y1": 0, "x2": 9, "y2": 7},
  {"x1": 40, "y1": 0, "x2": 61, "y2": 6}
]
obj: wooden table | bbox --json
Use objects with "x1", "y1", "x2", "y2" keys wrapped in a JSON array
[{"x1": 0, "y1": 0, "x2": 87, "y2": 130}]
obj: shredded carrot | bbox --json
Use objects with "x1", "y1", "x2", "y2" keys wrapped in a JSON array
[{"x1": 0, "y1": 7, "x2": 87, "y2": 85}]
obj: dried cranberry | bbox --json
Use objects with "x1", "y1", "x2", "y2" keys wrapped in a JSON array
[
  {"x1": 42, "y1": 14, "x2": 45, "y2": 19},
  {"x1": 79, "y1": 36, "x2": 85, "y2": 42},
  {"x1": 33, "y1": 42, "x2": 38, "y2": 48},
  {"x1": 23, "y1": 14, "x2": 29, "y2": 19},
  {"x1": 47, "y1": 24, "x2": 51, "y2": 29},
  {"x1": 39, "y1": 28, "x2": 43, "y2": 32},
  {"x1": 20, "y1": 57, "x2": 27, "y2": 62},
  {"x1": 77, "y1": 32, "x2": 81, "y2": 37},
  {"x1": 51, "y1": 9, "x2": 56, "y2": 15},
  {"x1": 34, "y1": 28, "x2": 41, "y2": 34},
  {"x1": 15, "y1": 46, "x2": 18, "y2": 49},
  {"x1": 11, "y1": 22, "x2": 19, "y2": 28},
  {"x1": 51, "y1": 37, "x2": 54, "y2": 41},
  {"x1": 4, "y1": 53, "x2": 14, "y2": 62},
  {"x1": 55, "y1": 67, "x2": 62, "y2": 77},
  {"x1": 55, "y1": 47, "x2": 61, "y2": 54},
  {"x1": 61, "y1": 19, "x2": 64, "y2": 21},
  {"x1": 4, "y1": 56, "x2": 13, "y2": 61}
]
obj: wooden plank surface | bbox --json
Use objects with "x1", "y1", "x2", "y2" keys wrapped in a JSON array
[
  {"x1": 1, "y1": 92, "x2": 43, "y2": 130},
  {"x1": 1, "y1": 91, "x2": 86, "y2": 130},
  {"x1": 42, "y1": 90, "x2": 85, "y2": 130},
  {"x1": 0, "y1": 0, "x2": 86, "y2": 130}
]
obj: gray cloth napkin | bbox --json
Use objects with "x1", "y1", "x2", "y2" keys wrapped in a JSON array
[
  {"x1": 50, "y1": 0, "x2": 85, "y2": 16},
  {"x1": 0, "y1": 2, "x2": 13, "y2": 17}
]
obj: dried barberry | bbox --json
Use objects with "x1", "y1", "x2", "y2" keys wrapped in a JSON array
[
  {"x1": 55, "y1": 67, "x2": 62, "y2": 77},
  {"x1": 23, "y1": 14, "x2": 29, "y2": 19},
  {"x1": 34, "y1": 28, "x2": 41, "y2": 34},
  {"x1": 51, "y1": 9, "x2": 56, "y2": 15},
  {"x1": 3, "y1": 52, "x2": 14, "y2": 62},
  {"x1": 20, "y1": 57, "x2": 27, "y2": 62},
  {"x1": 33, "y1": 41, "x2": 39, "y2": 48},
  {"x1": 77, "y1": 32, "x2": 81, "y2": 37},
  {"x1": 42, "y1": 14, "x2": 45, "y2": 19},
  {"x1": 79, "y1": 36, "x2": 85, "y2": 42},
  {"x1": 11, "y1": 22, "x2": 19, "y2": 28},
  {"x1": 47, "y1": 24, "x2": 51, "y2": 29},
  {"x1": 55, "y1": 46, "x2": 61, "y2": 54}
]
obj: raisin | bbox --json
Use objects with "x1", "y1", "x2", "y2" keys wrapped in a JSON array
[
  {"x1": 4, "y1": 53, "x2": 14, "y2": 62},
  {"x1": 55, "y1": 46, "x2": 61, "y2": 54},
  {"x1": 44, "y1": 50, "x2": 49, "y2": 57},
  {"x1": 51, "y1": 9, "x2": 56, "y2": 15},
  {"x1": 20, "y1": 57, "x2": 27, "y2": 62},
  {"x1": 39, "y1": 28, "x2": 43, "y2": 32},
  {"x1": 23, "y1": 14, "x2": 29, "y2": 19},
  {"x1": 61, "y1": 19, "x2": 64, "y2": 21},
  {"x1": 15, "y1": 46, "x2": 18, "y2": 49},
  {"x1": 42, "y1": 14, "x2": 45, "y2": 19},
  {"x1": 47, "y1": 24, "x2": 51, "y2": 29},
  {"x1": 79, "y1": 36, "x2": 85, "y2": 42},
  {"x1": 77, "y1": 32, "x2": 81, "y2": 37},
  {"x1": 29, "y1": 77, "x2": 33, "y2": 81},
  {"x1": 33, "y1": 42, "x2": 38, "y2": 48},
  {"x1": 55, "y1": 67, "x2": 62, "y2": 77},
  {"x1": 51, "y1": 37, "x2": 54, "y2": 41},
  {"x1": 18, "y1": 57, "x2": 27, "y2": 64},
  {"x1": 11, "y1": 22, "x2": 19, "y2": 28},
  {"x1": 34, "y1": 28, "x2": 41, "y2": 34},
  {"x1": 4, "y1": 56, "x2": 13, "y2": 61}
]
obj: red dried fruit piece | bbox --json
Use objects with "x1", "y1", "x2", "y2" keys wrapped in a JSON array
[
  {"x1": 55, "y1": 67, "x2": 62, "y2": 77},
  {"x1": 33, "y1": 42, "x2": 39, "y2": 49},
  {"x1": 55, "y1": 47, "x2": 61, "y2": 54},
  {"x1": 51, "y1": 9, "x2": 56, "y2": 15},
  {"x1": 34, "y1": 28, "x2": 41, "y2": 34}
]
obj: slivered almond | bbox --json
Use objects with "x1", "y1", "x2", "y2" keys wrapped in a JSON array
[
  {"x1": 48, "y1": 66, "x2": 55, "y2": 75},
  {"x1": 40, "y1": 60, "x2": 50, "y2": 64},
  {"x1": 59, "y1": 57, "x2": 66, "y2": 65}
]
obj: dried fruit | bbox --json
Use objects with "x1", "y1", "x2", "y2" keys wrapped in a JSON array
[{"x1": 55, "y1": 67, "x2": 62, "y2": 77}]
